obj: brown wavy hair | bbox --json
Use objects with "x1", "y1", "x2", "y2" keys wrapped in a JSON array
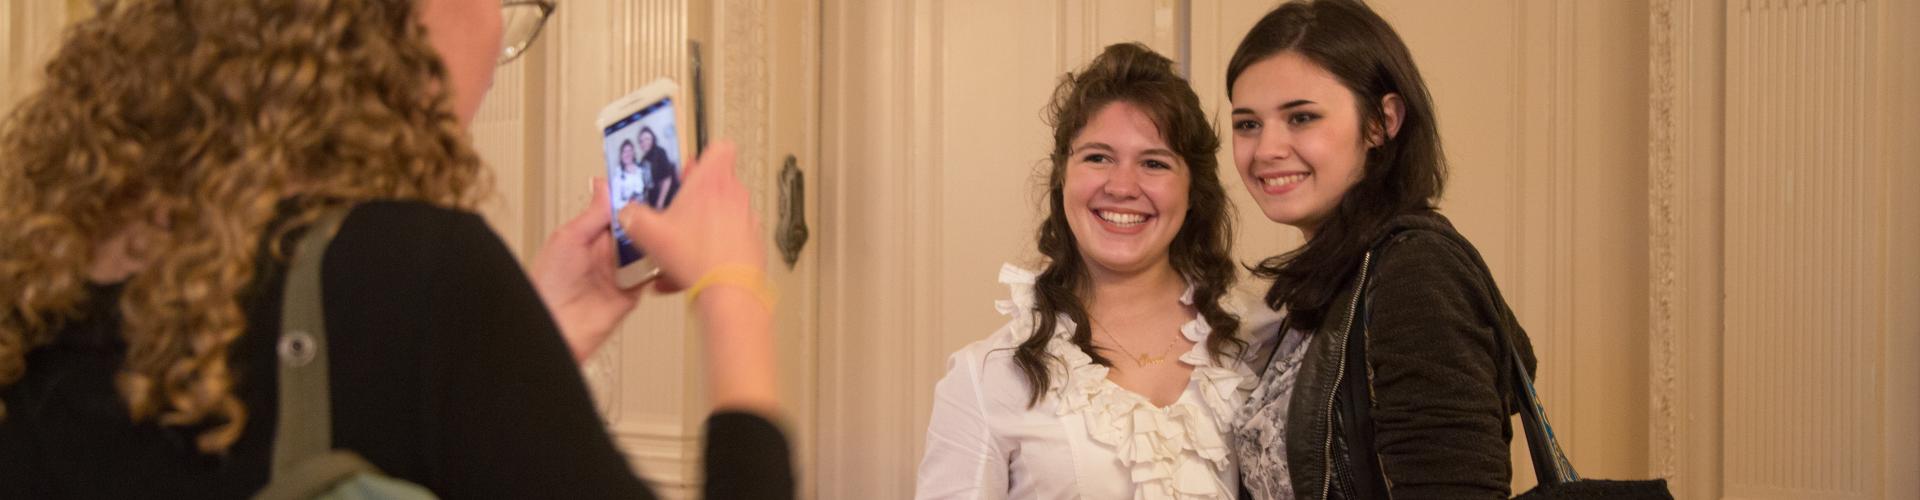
[
  {"x1": 0, "y1": 0, "x2": 487, "y2": 453},
  {"x1": 1014, "y1": 42, "x2": 1242, "y2": 407}
]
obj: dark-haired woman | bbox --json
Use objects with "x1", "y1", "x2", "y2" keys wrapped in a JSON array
[
  {"x1": 635, "y1": 127, "x2": 681, "y2": 208},
  {"x1": 915, "y1": 43, "x2": 1250, "y2": 500},
  {"x1": 1222, "y1": 1, "x2": 1540, "y2": 499}
]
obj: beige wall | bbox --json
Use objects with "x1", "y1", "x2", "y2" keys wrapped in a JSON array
[{"x1": 1650, "y1": 0, "x2": 1920, "y2": 498}]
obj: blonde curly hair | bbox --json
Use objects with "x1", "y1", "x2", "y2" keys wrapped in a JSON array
[{"x1": 0, "y1": 0, "x2": 490, "y2": 453}]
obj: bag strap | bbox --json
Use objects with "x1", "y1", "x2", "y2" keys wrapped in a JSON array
[
  {"x1": 1344, "y1": 229, "x2": 1580, "y2": 493},
  {"x1": 269, "y1": 206, "x2": 354, "y2": 477},
  {"x1": 1502, "y1": 316, "x2": 1579, "y2": 485},
  {"x1": 1431, "y1": 230, "x2": 1580, "y2": 485}
]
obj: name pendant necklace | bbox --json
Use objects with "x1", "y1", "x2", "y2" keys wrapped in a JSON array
[{"x1": 1095, "y1": 321, "x2": 1183, "y2": 367}]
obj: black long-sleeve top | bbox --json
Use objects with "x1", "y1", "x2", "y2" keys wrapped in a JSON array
[{"x1": 1, "y1": 201, "x2": 792, "y2": 499}]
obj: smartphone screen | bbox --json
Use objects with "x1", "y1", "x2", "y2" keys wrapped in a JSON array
[{"x1": 601, "y1": 97, "x2": 683, "y2": 266}]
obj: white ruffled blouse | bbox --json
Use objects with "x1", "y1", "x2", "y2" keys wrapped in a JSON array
[{"x1": 915, "y1": 264, "x2": 1255, "y2": 500}]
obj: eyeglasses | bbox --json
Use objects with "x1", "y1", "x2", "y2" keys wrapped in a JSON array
[{"x1": 499, "y1": 0, "x2": 557, "y2": 65}]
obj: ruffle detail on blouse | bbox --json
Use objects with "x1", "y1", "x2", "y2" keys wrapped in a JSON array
[{"x1": 995, "y1": 263, "x2": 1253, "y2": 499}]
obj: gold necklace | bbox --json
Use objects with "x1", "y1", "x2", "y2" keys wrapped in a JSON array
[{"x1": 1094, "y1": 321, "x2": 1184, "y2": 367}]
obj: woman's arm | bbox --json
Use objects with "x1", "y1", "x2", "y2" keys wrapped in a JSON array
[
  {"x1": 622, "y1": 143, "x2": 791, "y2": 498},
  {"x1": 914, "y1": 348, "x2": 1010, "y2": 500},
  {"x1": 619, "y1": 142, "x2": 777, "y2": 414},
  {"x1": 527, "y1": 141, "x2": 791, "y2": 497},
  {"x1": 1363, "y1": 231, "x2": 1513, "y2": 498}
]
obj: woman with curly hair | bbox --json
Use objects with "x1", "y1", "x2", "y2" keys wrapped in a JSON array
[
  {"x1": 915, "y1": 43, "x2": 1250, "y2": 499},
  {"x1": 0, "y1": 0, "x2": 789, "y2": 498}
]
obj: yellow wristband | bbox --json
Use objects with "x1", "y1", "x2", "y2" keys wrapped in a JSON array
[{"x1": 685, "y1": 264, "x2": 776, "y2": 311}]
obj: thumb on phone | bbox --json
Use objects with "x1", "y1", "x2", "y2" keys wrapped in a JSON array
[{"x1": 616, "y1": 202, "x2": 677, "y2": 288}]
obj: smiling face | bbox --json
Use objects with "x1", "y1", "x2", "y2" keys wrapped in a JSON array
[
  {"x1": 1230, "y1": 51, "x2": 1381, "y2": 237},
  {"x1": 638, "y1": 129, "x2": 657, "y2": 155},
  {"x1": 1062, "y1": 101, "x2": 1191, "y2": 278},
  {"x1": 619, "y1": 141, "x2": 638, "y2": 169}
]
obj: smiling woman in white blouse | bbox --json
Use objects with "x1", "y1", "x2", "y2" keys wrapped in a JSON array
[{"x1": 915, "y1": 43, "x2": 1252, "y2": 500}]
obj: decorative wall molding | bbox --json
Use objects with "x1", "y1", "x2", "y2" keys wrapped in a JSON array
[
  {"x1": 1644, "y1": 0, "x2": 1682, "y2": 484},
  {"x1": 717, "y1": 0, "x2": 771, "y2": 200},
  {"x1": 1645, "y1": 2, "x2": 1727, "y2": 498}
]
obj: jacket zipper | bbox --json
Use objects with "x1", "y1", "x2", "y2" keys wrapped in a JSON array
[{"x1": 1322, "y1": 252, "x2": 1374, "y2": 500}]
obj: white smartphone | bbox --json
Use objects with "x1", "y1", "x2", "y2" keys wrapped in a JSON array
[{"x1": 597, "y1": 78, "x2": 687, "y2": 287}]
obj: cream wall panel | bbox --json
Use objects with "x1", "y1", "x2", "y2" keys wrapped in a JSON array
[
  {"x1": 473, "y1": 59, "x2": 534, "y2": 259},
  {"x1": 3, "y1": 2, "x2": 69, "y2": 110},
  {"x1": 1652, "y1": 0, "x2": 1920, "y2": 497},
  {"x1": 1723, "y1": 0, "x2": 1881, "y2": 497},
  {"x1": 1563, "y1": 0, "x2": 1654, "y2": 479},
  {"x1": 1884, "y1": 0, "x2": 1920, "y2": 496},
  {"x1": 2, "y1": 4, "x2": 13, "y2": 111},
  {"x1": 818, "y1": 1, "x2": 936, "y2": 497}
]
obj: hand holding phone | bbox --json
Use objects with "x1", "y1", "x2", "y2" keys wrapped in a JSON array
[{"x1": 598, "y1": 78, "x2": 688, "y2": 287}]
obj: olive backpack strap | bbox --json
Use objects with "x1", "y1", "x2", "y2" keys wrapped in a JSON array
[
  {"x1": 270, "y1": 206, "x2": 353, "y2": 477},
  {"x1": 254, "y1": 206, "x2": 436, "y2": 500}
]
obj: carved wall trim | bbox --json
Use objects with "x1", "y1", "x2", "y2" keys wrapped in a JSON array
[
  {"x1": 1646, "y1": 2, "x2": 1725, "y2": 497},
  {"x1": 1644, "y1": 0, "x2": 1681, "y2": 483},
  {"x1": 717, "y1": 0, "x2": 770, "y2": 200}
]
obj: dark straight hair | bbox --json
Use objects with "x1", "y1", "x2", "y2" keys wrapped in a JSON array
[{"x1": 1228, "y1": 0, "x2": 1448, "y2": 331}]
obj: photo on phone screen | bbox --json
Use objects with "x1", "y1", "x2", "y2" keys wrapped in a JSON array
[{"x1": 602, "y1": 97, "x2": 682, "y2": 266}]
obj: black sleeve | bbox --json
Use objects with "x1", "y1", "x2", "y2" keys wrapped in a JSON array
[
  {"x1": 0, "y1": 399, "x2": 44, "y2": 499},
  {"x1": 1364, "y1": 231, "x2": 1513, "y2": 499},
  {"x1": 412, "y1": 208, "x2": 656, "y2": 499},
  {"x1": 702, "y1": 411, "x2": 794, "y2": 500}
]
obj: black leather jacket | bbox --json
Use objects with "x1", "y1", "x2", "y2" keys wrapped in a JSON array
[{"x1": 1252, "y1": 211, "x2": 1539, "y2": 499}]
